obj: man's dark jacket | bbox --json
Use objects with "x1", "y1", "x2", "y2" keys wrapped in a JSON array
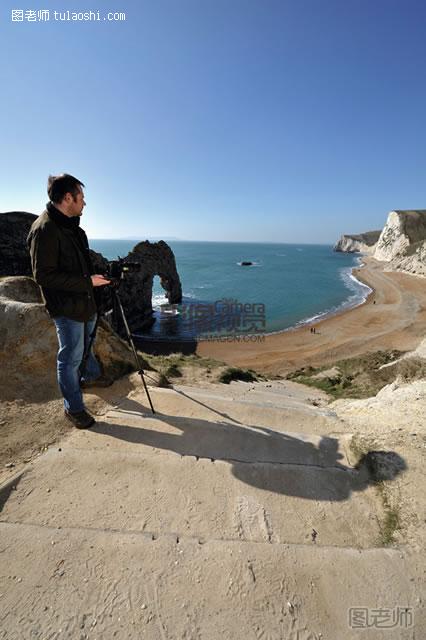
[{"x1": 27, "y1": 202, "x2": 97, "y2": 322}]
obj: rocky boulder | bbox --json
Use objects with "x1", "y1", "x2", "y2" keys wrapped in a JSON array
[{"x1": 0, "y1": 276, "x2": 136, "y2": 402}]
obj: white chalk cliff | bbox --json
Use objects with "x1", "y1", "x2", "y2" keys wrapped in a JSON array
[
  {"x1": 333, "y1": 230, "x2": 381, "y2": 254},
  {"x1": 374, "y1": 210, "x2": 426, "y2": 277},
  {"x1": 335, "y1": 210, "x2": 426, "y2": 278}
]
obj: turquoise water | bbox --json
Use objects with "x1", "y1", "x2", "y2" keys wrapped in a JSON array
[{"x1": 90, "y1": 239, "x2": 370, "y2": 337}]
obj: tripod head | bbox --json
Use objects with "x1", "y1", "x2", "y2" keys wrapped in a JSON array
[{"x1": 105, "y1": 257, "x2": 141, "y2": 286}]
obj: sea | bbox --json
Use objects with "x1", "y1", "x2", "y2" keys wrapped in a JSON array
[{"x1": 90, "y1": 240, "x2": 371, "y2": 340}]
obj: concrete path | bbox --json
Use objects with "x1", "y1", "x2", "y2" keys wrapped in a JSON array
[{"x1": 0, "y1": 381, "x2": 422, "y2": 639}]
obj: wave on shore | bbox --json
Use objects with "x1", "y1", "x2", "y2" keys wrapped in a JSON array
[{"x1": 263, "y1": 261, "x2": 373, "y2": 336}]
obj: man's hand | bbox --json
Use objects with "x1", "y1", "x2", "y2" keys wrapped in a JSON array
[{"x1": 91, "y1": 274, "x2": 111, "y2": 287}]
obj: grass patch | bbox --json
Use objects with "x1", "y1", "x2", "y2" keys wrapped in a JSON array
[
  {"x1": 156, "y1": 372, "x2": 171, "y2": 388},
  {"x1": 134, "y1": 352, "x2": 227, "y2": 386},
  {"x1": 164, "y1": 363, "x2": 183, "y2": 378},
  {"x1": 285, "y1": 350, "x2": 410, "y2": 399},
  {"x1": 135, "y1": 353, "x2": 266, "y2": 388},
  {"x1": 350, "y1": 438, "x2": 404, "y2": 547},
  {"x1": 142, "y1": 352, "x2": 224, "y2": 373},
  {"x1": 218, "y1": 367, "x2": 260, "y2": 384},
  {"x1": 105, "y1": 359, "x2": 135, "y2": 380},
  {"x1": 376, "y1": 482, "x2": 401, "y2": 546}
]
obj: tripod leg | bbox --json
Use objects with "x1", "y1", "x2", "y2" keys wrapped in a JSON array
[
  {"x1": 138, "y1": 369, "x2": 156, "y2": 414},
  {"x1": 113, "y1": 289, "x2": 155, "y2": 414},
  {"x1": 80, "y1": 313, "x2": 100, "y2": 380}
]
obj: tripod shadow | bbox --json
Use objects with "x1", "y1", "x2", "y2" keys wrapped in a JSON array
[
  {"x1": 93, "y1": 396, "x2": 407, "y2": 502},
  {"x1": 125, "y1": 385, "x2": 247, "y2": 426}
]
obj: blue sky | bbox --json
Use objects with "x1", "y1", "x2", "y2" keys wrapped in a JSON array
[{"x1": 1, "y1": 0, "x2": 425, "y2": 242}]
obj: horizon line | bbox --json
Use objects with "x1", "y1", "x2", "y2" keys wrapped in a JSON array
[{"x1": 89, "y1": 237, "x2": 336, "y2": 246}]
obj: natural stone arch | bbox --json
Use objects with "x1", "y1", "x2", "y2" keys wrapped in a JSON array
[{"x1": 108, "y1": 240, "x2": 182, "y2": 333}]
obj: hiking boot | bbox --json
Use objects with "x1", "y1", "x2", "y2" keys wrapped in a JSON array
[
  {"x1": 80, "y1": 376, "x2": 114, "y2": 389},
  {"x1": 64, "y1": 409, "x2": 95, "y2": 429}
]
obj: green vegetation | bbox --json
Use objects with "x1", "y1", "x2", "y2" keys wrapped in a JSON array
[
  {"x1": 134, "y1": 352, "x2": 265, "y2": 387},
  {"x1": 349, "y1": 436, "x2": 403, "y2": 547},
  {"x1": 156, "y1": 372, "x2": 171, "y2": 388},
  {"x1": 142, "y1": 352, "x2": 223, "y2": 373},
  {"x1": 376, "y1": 482, "x2": 401, "y2": 547},
  {"x1": 134, "y1": 351, "x2": 227, "y2": 387},
  {"x1": 218, "y1": 367, "x2": 261, "y2": 384},
  {"x1": 285, "y1": 350, "x2": 422, "y2": 399},
  {"x1": 164, "y1": 363, "x2": 183, "y2": 378},
  {"x1": 105, "y1": 359, "x2": 135, "y2": 380}
]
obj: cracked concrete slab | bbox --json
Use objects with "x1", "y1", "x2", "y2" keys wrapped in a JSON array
[
  {"x1": 0, "y1": 522, "x2": 423, "y2": 640},
  {"x1": 0, "y1": 381, "x2": 421, "y2": 639},
  {"x1": 2, "y1": 445, "x2": 382, "y2": 548},
  {"x1": 75, "y1": 410, "x2": 353, "y2": 467},
  {"x1": 114, "y1": 384, "x2": 341, "y2": 436}
]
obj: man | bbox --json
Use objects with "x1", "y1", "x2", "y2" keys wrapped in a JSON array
[{"x1": 27, "y1": 174, "x2": 111, "y2": 429}]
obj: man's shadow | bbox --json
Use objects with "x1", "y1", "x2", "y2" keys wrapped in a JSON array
[{"x1": 92, "y1": 396, "x2": 406, "y2": 502}]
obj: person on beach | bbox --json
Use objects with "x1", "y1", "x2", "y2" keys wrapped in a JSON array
[{"x1": 27, "y1": 174, "x2": 111, "y2": 429}]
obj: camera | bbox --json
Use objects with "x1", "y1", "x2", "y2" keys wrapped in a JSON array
[{"x1": 105, "y1": 257, "x2": 141, "y2": 283}]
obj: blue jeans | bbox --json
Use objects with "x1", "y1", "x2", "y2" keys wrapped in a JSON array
[{"x1": 53, "y1": 314, "x2": 101, "y2": 413}]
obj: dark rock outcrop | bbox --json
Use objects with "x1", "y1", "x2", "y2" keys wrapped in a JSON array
[
  {"x1": 0, "y1": 212, "x2": 37, "y2": 275},
  {"x1": 0, "y1": 211, "x2": 111, "y2": 279}
]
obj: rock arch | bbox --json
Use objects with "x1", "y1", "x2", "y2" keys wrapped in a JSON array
[{"x1": 102, "y1": 240, "x2": 183, "y2": 333}]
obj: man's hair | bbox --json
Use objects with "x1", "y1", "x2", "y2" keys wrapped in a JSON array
[{"x1": 47, "y1": 174, "x2": 85, "y2": 204}]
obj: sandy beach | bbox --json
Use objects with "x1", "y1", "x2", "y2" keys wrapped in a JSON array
[{"x1": 197, "y1": 257, "x2": 426, "y2": 376}]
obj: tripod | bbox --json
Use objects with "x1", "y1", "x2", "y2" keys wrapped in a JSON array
[{"x1": 81, "y1": 283, "x2": 155, "y2": 415}]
